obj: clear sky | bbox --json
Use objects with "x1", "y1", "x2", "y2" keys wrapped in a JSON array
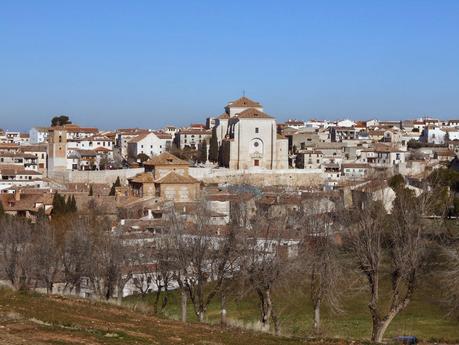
[{"x1": 1, "y1": 0, "x2": 458, "y2": 131}]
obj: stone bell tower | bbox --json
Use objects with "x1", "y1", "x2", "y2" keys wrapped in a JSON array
[{"x1": 47, "y1": 127, "x2": 68, "y2": 175}]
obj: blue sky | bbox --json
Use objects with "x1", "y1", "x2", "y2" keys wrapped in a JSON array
[{"x1": 1, "y1": 0, "x2": 458, "y2": 130}]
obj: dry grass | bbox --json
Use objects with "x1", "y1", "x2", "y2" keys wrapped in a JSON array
[{"x1": 0, "y1": 287, "x2": 361, "y2": 345}]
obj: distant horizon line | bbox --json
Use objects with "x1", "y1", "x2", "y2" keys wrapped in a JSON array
[{"x1": 2, "y1": 114, "x2": 458, "y2": 133}]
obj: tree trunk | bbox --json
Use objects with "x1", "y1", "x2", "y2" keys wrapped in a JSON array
[
  {"x1": 198, "y1": 310, "x2": 205, "y2": 322},
  {"x1": 272, "y1": 309, "x2": 281, "y2": 336},
  {"x1": 371, "y1": 310, "x2": 400, "y2": 343},
  {"x1": 154, "y1": 285, "x2": 163, "y2": 314},
  {"x1": 47, "y1": 281, "x2": 53, "y2": 294},
  {"x1": 181, "y1": 289, "x2": 187, "y2": 322},
  {"x1": 161, "y1": 287, "x2": 169, "y2": 311},
  {"x1": 220, "y1": 294, "x2": 227, "y2": 327},
  {"x1": 116, "y1": 280, "x2": 124, "y2": 305},
  {"x1": 313, "y1": 299, "x2": 321, "y2": 334},
  {"x1": 260, "y1": 288, "x2": 273, "y2": 332}
]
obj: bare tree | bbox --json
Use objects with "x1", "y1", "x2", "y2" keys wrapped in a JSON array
[
  {"x1": 238, "y1": 205, "x2": 292, "y2": 335},
  {"x1": 131, "y1": 242, "x2": 155, "y2": 299},
  {"x1": 30, "y1": 220, "x2": 61, "y2": 293},
  {"x1": 62, "y1": 218, "x2": 92, "y2": 295},
  {"x1": 297, "y1": 198, "x2": 343, "y2": 335},
  {"x1": 0, "y1": 217, "x2": 33, "y2": 289},
  {"x1": 169, "y1": 201, "x2": 237, "y2": 322},
  {"x1": 441, "y1": 245, "x2": 459, "y2": 318},
  {"x1": 345, "y1": 185, "x2": 434, "y2": 343}
]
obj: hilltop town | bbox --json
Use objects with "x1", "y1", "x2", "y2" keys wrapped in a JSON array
[
  {"x1": 1, "y1": 96, "x2": 459, "y2": 343},
  {"x1": 2, "y1": 96, "x2": 457, "y2": 195}
]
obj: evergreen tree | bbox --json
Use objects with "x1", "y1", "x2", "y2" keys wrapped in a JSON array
[
  {"x1": 198, "y1": 140, "x2": 208, "y2": 164},
  {"x1": 209, "y1": 127, "x2": 219, "y2": 163},
  {"x1": 88, "y1": 185, "x2": 94, "y2": 196},
  {"x1": 295, "y1": 153, "x2": 305, "y2": 169},
  {"x1": 69, "y1": 195, "x2": 77, "y2": 213},
  {"x1": 36, "y1": 207, "x2": 47, "y2": 221},
  {"x1": 109, "y1": 183, "x2": 116, "y2": 196},
  {"x1": 137, "y1": 153, "x2": 149, "y2": 163},
  {"x1": 52, "y1": 192, "x2": 66, "y2": 215},
  {"x1": 114, "y1": 176, "x2": 121, "y2": 187},
  {"x1": 51, "y1": 115, "x2": 71, "y2": 127}
]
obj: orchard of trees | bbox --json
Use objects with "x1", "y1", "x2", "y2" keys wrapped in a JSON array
[{"x1": 1, "y1": 174, "x2": 459, "y2": 343}]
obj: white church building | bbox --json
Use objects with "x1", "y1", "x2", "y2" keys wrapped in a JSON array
[{"x1": 213, "y1": 96, "x2": 288, "y2": 170}]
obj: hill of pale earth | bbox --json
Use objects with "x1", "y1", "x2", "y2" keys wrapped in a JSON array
[{"x1": 0, "y1": 287, "x2": 364, "y2": 345}]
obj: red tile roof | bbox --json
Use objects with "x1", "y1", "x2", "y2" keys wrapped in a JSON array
[
  {"x1": 236, "y1": 108, "x2": 273, "y2": 119},
  {"x1": 227, "y1": 96, "x2": 262, "y2": 108}
]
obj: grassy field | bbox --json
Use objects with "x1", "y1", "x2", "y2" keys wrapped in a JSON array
[
  {"x1": 1, "y1": 281, "x2": 458, "y2": 345},
  {"x1": 125, "y1": 278, "x2": 459, "y2": 344},
  {"x1": 0, "y1": 286, "x2": 362, "y2": 345}
]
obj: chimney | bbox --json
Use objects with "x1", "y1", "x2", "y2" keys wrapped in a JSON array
[{"x1": 147, "y1": 209, "x2": 153, "y2": 219}]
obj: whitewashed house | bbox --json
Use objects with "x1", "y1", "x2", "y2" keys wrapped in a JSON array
[{"x1": 127, "y1": 132, "x2": 172, "y2": 160}]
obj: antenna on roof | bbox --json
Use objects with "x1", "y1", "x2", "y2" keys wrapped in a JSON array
[{"x1": 242, "y1": 89, "x2": 246, "y2": 97}]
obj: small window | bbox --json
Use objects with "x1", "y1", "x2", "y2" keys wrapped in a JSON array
[{"x1": 255, "y1": 127, "x2": 259, "y2": 134}]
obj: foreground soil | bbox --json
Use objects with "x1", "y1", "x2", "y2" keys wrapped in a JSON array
[{"x1": 0, "y1": 287, "x2": 370, "y2": 345}]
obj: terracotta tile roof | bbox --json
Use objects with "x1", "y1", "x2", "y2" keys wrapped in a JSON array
[
  {"x1": 94, "y1": 147, "x2": 111, "y2": 152},
  {"x1": 436, "y1": 150, "x2": 455, "y2": 156},
  {"x1": 128, "y1": 133, "x2": 150, "y2": 143},
  {"x1": 178, "y1": 128, "x2": 212, "y2": 135},
  {"x1": 227, "y1": 96, "x2": 262, "y2": 108},
  {"x1": 64, "y1": 125, "x2": 98, "y2": 133},
  {"x1": 129, "y1": 172, "x2": 155, "y2": 183},
  {"x1": 217, "y1": 113, "x2": 230, "y2": 120},
  {"x1": 84, "y1": 135, "x2": 112, "y2": 141},
  {"x1": 373, "y1": 143, "x2": 403, "y2": 153},
  {"x1": 74, "y1": 149, "x2": 97, "y2": 157},
  {"x1": 0, "y1": 167, "x2": 42, "y2": 176},
  {"x1": 0, "y1": 193, "x2": 51, "y2": 212},
  {"x1": 19, "y1": 145, "x2": 47, "y2": 152},
  {"x1": 0, "y1": 152, "x2": 37, "y2": 159},
  {"x1": 0, "y1": 143, "x2": 20, "y2": 150},
  {"x1": 153, "y1": 131, "x2": 172, "y2": 140},
  {"x1": 143, "y1": 152, "x2": 189, "y2": 166},
  {"x1": 116, "y1": 128, "x2": 150, "y2": 135},
  {"x1": 154, "y1": 171, "x2": 199, "y2": 184},
  {"x1": 236, "y1": 108, "x2": 273, "y2": 119}
]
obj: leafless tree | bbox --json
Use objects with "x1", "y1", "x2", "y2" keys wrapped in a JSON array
[
  {"x1": 130, "y1": 237, "x2": 175, "y2": 313},
  {"x1": 0, "y1": 217, "x2": 33, "y2": 289},
  {"x1": 297, "y1": 197, "x2": 344, "y2": 335},
  {"x1": 442, "y1": 245, "x2": 459, "y2": 318},
  {"x1": 345, "y1": 185, "x2": 435, "y2": 343},
  {"x1": 62, "y1": 218, "x2": 93, "y2": 295},
  {"x1": 131, "y1": 242, "x2": 155, "y2": 298},
  {"x1": 152, "y1": 235, "x2": 176, "y2": 313},
  {"x1": 238, "y1": 204, "x2": 292, "y2": 335},
  {"x1": 30, "y1": 220, "x2": 61, "y2": 293},
  {"x1": 168, "y1": 201, "x2": 238, "y2": 322}
]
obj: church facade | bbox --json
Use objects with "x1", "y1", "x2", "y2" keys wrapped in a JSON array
[{"x1": 213, "y1": 97, "x2": 288, "y2": 170}]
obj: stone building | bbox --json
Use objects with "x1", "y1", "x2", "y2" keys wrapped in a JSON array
[
  {"x1": 128, "y1": 152, "x2": 200, "y2": 202},
  {"x1": 213, "y1": 96, "x2": 288, "y2": 170},
  {"x1": 47, "y1": 127, "x2": 68, "y2": 174}
]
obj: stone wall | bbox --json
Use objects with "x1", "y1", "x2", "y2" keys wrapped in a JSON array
[
  {"x1": 189, "y1": 167, "x2": 324, "y2": 187},
  {"x1": 48, "y1": 168, "x2": 144, "y2": 185}
]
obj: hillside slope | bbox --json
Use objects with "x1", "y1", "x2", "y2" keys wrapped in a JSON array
[{"x1": 0, "y1": 287, "x2": 352, "y2": 345}]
